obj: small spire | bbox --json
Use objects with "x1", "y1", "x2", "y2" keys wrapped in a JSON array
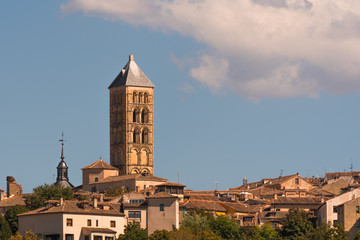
[{"x1": 59, "y1": 132, "x2": 65, "y2": 160}]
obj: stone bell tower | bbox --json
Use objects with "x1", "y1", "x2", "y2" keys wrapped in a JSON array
[{"x1": 108, "y1": 55, "x2": 155, "y2": 176}]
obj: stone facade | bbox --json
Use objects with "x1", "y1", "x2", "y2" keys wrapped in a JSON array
[
  {"x1": 109, "y1": 55, "x2": 155, "y2": 176},
  {"x1": 337, "y1": 197, "x2": 360, "y2": 240}
]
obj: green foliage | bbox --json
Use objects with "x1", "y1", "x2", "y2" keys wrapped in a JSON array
[
  {"x1": 105, "y1": 186, "x2": 123, "y2": 197},
  {"x1": 118, "y1": 221, "x2": 147, "y2": 240},
  {"x1": 0, "y1": 215, "x2": 12, "y2": 240},
  {"x1": 260, "y1": 224, "x2": 280, "y2": 240},
  {"x1": 4, "y1": 205, "x2": 29, "y2": 235},
  {"x1": 332, "y1": 223, "x2": 349, "y2": 240},
  {"x1": 355, "y1": 230, "x2": 360, "y2": 240},
  {"x1": 181, "y1": 214, "x2": 211, "y2": 235},
  {"x1": 209, "y1": 216, "x2": 240, "y2": 240},
  {"x1": 24, "y1": 184, "x2": 74, "y2": 210},
  {"x1": 9, "y1": 230, "x2": 37, "y2": 240},
  {"x1": 149, "y1": 229, "x2": 171, "y2": 240},
  {"x1": 281, "y1": 208, "x2": 314, "y2": 239},
  {"x1": 169, "y1": 228, "x2": 195, "y2": 240}
]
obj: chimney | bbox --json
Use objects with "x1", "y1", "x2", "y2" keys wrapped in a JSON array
[
  {"x1": 100, "y1": 194, "x2": 104, "y2": 203},
  {"x1": 129, "y1": 55, "x2": 134, "y2": 61},
  {"x1": 60, "y1": 197, "x2": 64, "y2": 206},
  {"x1": 274, "y1": 193, "x2": 278, "y2": 200},
  {"x1": 93, "y1": 197, "x2": 98, "y2": 208},
  {"x1": 0, "y1": 189, "x2": 5, "y2": 201},
  {"x1": 243, "y1": 176, "x2": 248, "y2": 185},
  {"x1": 321, "y1": 197, "x2": 324, "y2": 203}
]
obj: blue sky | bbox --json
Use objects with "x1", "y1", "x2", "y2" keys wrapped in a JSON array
[{"x1": 1, "y1": 1, "x2": 360, "y2": 193}]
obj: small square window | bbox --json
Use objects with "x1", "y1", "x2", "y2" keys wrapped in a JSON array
[
  {"x1": 110, "y1": 221, "x2": 116, "y2": 228},
  {"x1": 160, "y1": 204, "x2": 164, "y2": 211},
  {"x1": 87, "y1": 219, "x2": 91, "y2": 226},
  {"x1": 333, "y1": 206, "x2": 338, "y2": 213},
  {"x1": 66, "y1": 218, "x2": 73, "y2": 227}
]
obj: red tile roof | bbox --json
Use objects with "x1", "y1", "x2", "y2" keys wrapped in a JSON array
[
  {"x1": 146, "y1": 192, "x2": 177, "y2": 199},
  {"x1": 18, "y1": 200, "x2": 124, "y2": 217},
  {"x1": 82, "y1": 159, "x2": 118, "y2": 170},
  {"x1": 93, "y1": 174, "x2": 167, "y2": 184}
]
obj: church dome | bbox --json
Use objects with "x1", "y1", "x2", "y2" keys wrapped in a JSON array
[{"x1": 57, "y1": 160, "x2": 68, "y2": 169}]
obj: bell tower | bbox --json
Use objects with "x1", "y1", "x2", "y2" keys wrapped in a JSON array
[{"x1": 109, "y1": 55, "x2": 155, "y2": 175}]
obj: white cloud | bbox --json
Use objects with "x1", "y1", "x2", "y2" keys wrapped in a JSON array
[{"x1": 61, "y1": 0, "x2": 360, "y2": 100}]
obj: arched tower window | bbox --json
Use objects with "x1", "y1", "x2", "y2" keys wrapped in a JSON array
[
  {"x1": 139, "y1": 92, "x2": 143, "y2": 103},
  {"x1": 133, "y1": 109, "x2": 140, "y2": 123},
  {"x1": 133, "y1": 92, "x2": 137, "y2": 103},
  {"x1": 141, "y1": 109, "x2": 148, "y2": 123},
  {"x1": 142, "y1": 129, "x2": 149, "y2": 144},
  {"x1": 133, "y1": 128, "x2": 140, "y2": 143},
  {"x1": 144, "y1": 93, "x2": 149, "y2": 103}
]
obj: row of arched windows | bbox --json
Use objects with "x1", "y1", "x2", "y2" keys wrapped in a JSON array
[
  {"x1": 131, "y1": 148, "x2": 150, "y2": 166},
  {"x1": 133, "y1": 91, "x2": 149, "y2": 103},
  {"x1": 133, "y1": 108, "x2": 149, "y2": 123},
  {"x1": 133, "y1": 128, "x2": 149, "y2": 144},
  {"x1": 111, "y1": 111, "x2": 123, "y2": 125}
]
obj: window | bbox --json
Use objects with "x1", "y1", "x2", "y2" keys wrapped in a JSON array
[
  {"x1": 129, "y1": 211, "x2": 141, "y2": 219},
  {"x1": 96, "y1": 220, "x2": 99, "y2": 227},
  {"x1": 295, "y1": 178, "x2": 299, "y2": 184},
  {"x1": 133, "y1": 109, "x2": 139, "y2": 123},
  {"x1": 110, "y1": 220, "x2": 116, "y2": 228},
  {"x1": 133, "y1": 92, "x2": 137, "y2": 103},
  {"x1": 66, "y1": 218, "x2": 73, "y2": 227},
  {"x1": 94, "y1": 236, "x2": 102, "y2": 240},
  {"x1": 133, "y1": 129, "x2": 140, "y2": 143},
  {"x1": 333, "y1": 220, "x2": 338, "y2": 226},
  {"x1": 357, "y1": 206, "x2": 360, "y2": 213},
  {"x1": 333, "y1": 206, "x2": 338, "y2": 213},
  {"x1": 276, "y1": 209, "x2": 280, "y2": 211},
  {"x1": 243, "y1": 217, "x2": 253, "y2": 222},
  {"x1": 141, "y1": 109, "x2": 148, "y2": 123},
  {"x1": 95, "y1": 177, "x2": 99, "y2": 182},
  {"x1": 65, "y1": 235, "x2": 73, "y2": 240},
  {"x1": 142, "y1": 129, "x2": 148, "y2": 144},
  {"x1": 129, "y1": 199, "x2": 145, "y2": 203},
  {"x1": 87, "y1": 219, "x2": 91, "y2": 226},
  {"x1": 105, "y1": 237, "x2": 113, "y2": 240},
  {"x1": 144, "y1": 93, "x2": 149, "y2": 103},
  {"x1": 160, "y1": 204, "x2": 164, "y2": 211},
  {"x1": 85, "y1": 236, "x2": 89, "y2": 240}
]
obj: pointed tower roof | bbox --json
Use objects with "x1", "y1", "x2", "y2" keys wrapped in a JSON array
[
  {"x1": 108, "y1": 55, "x2": 155, "y2": 89},
  {"x1": 55, "y1": 134, "x2": 73, "y2": 188}
]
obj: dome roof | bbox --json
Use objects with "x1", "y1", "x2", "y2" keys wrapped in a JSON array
[{"x1": 57, "y1": 160, "x2": 68, "y2": 169}]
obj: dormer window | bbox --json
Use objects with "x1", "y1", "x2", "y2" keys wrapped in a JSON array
[{"x1": 95, "y1": 177, "x2": 99, "y2": 182}]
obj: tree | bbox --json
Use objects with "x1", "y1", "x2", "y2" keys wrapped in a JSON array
[
  {"x1": 169, "y1": 228, "x2": 195, "y2": 240},
  {"x1": 209, "y1": 216, "x2": 240, "y2": 240},
  {"x1": 9, "y1": 230, "x2": 37, "y2": 240},
  {"x1": 0, "y1": 215, "x2": 12, "y2": 240},
  {"x1": 118, "y1": 221, "x2": 147, "y2": 240},
  {"x1": 24, "y1": 184, "x2": 74, "y2": 210},
  {"x1": 355, "y1": 230, "x2": 360, "y2": 240},
  {"x1": 4, "y1": 205, "x2": 29, "y2": 235},
  {"x1": 281, "y1": 208, "x2": 314, "y2": 239},
  {"x1": 181, "y1": 213, "x2": 211, "y2": 236},
  {"x1": 260, "y1": 224, "x2": 281, "y2": 240},
  {"x1": 149, "y1": 229, "x2": 171, "y2": 240},
  {"x1": 105, "y1": 186, "x2": 123, "y2": 197}
]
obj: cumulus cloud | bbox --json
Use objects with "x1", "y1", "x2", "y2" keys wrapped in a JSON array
[{"x1": 61, "y1": 0, "x2": 360, "y2": 100}]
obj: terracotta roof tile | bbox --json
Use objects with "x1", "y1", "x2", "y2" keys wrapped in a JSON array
[
  {"x1": 18, "y1": 200, "x2": 124, "y2": 217},
  {"x1": 82, "y1": 159, "x2": 118, "y2": 170},
  {"x1": 0, "y1": 194, "x2": 28, "y2": 207},
  {"x1": 93, "y1": 174, "x2": 167, "y2": 184},
  {"x1": 146, "y1": 192, "x2": 177, "y2": 199},
  {"x1": 82, "y1": 227, "x2": 116, "y2": 234},
  {"x1": 184, "y1": 199, "x2": 227, "y2": 212},
  {"x1": 156, "y1": 182, "x2": 186, "y2": 187}
]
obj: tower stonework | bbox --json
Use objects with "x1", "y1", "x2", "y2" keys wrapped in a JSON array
[{"x1": 109, "y1": 55, "x2": 155, "y2": 176}]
